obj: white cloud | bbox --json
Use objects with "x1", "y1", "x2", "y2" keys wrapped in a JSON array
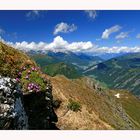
[
  {"x1": 53, "y1": 22, "x2": 77, "y2": 35},
  {"x1": 102, "y1": 25, "x2": 122, "y2": 39},
  {"x1": 136, "y1": 33, "x2": 140, "y2": 39},
  {"x1": 92, "y1": 46, "x2": 140, "y2": 54},
  {"x1": 115, "y1": 32, "x2": 129, "y2": 39},
  {"x1": 85, "y1": 10, "x2": 97, "y2": 20},
  {"x1": 6, "y1": 36, "x2": 93, "y2": 53},
  {"x1": 1, "y1": 36, "x2": 140, "y2": 54},
  {"x1": 26, "y1": 10, "x2": 46, "y2": 20}
]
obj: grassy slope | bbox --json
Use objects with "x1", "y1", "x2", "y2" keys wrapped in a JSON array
[
  {"x1": 0, "y1": 42, "x2": 36, "y2": 77},
  {"x1": 31, "y1": 54, "x2": 58, "y2": 67},
  {"x1": 117, "y1": 90, "x2": 140, "y2": 127},
  {"x1": 31, "y1": 52, "x2": 103, "y2": 72},
  {"x1": 84, "y1": 53, "x2": 140, "y2": 96},
  {"x1": 0, "y1": 42, "x2": 47, "y2": 94},
  {"x1": 50, "y1": 75, "x2": 140, "y2": 130},
  {"x1": 43, "y1": 62, "x2": 81, "y2": 79}
]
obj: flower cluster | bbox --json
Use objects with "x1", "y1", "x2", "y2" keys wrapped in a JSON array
[
  {"x1": 16, "y1": 65, "x2": 42, "y2": 93},
  {"x1": 27, "y1": 83, "x2": 40, "y2": 93},
  {"x1": 31, "y1": 67, "x2": 38, "y2": 71}
]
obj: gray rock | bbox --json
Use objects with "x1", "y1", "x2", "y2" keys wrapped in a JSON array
[{"x1": 0, "y1": 76, "x2": 28, "y2": 130}]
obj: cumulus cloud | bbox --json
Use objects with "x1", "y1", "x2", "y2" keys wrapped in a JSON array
[
  {"x1": 136, "y1": 33, "x2": 140, "y2": 39},
  {"x1": 6, "y1": 36, "x2": 93, "y2": 53},
  {"x1": 1, "y1": 36, "x2": 140, "y2": 54},
  {"x1": 53, "y1": 22, "x2": 77, "y2": 35},
  {"x1": 92, "y1": 46, "x2": 140, "y2": 54},
  {"x1": 115, "y1": 32, "x2": 129, "y2": 40},
  {"x1": 102, "y1": 25, "x2": 122, "y2": 39},
  {"x1": 85, "y1": 10, "x2": 97, "y2": 20},
  {"x1": 26, "y1": 10, "x2": 46, "y2": 20}
]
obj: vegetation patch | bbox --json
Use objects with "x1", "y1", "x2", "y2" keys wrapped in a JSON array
[
  {"x1": 43, "y1": 62, "x2": 81, "y2": 79},
  {"x1": 0, "y1": 42, "x2": 36, "y2": 78},
  {"x1": 16, "y1": 65, "x2": 46, "y2": 93},
  {"x1": 67, "y1": 99, "x2": 81, "y2": 112}
]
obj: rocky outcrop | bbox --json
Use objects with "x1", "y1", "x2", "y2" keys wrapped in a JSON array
[
  {"x1": 0, "y1": 76, "x2": 28, "y2": 129},
  {"x1": 23, "y1": 79, "x2": 58, "y2": 130},
  {"x1": 0, "y1": 76, "x2": 58, "y2": 130}
]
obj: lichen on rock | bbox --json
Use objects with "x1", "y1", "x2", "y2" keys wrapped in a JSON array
[{"x1": 0, "y1": 76, "x2": 28, "y2": 129}]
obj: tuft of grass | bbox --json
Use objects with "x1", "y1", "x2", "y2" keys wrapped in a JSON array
[{"x1": 67, "y1": 99, "x2": 81, "y2": 112}]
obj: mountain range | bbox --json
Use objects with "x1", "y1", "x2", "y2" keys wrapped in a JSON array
[
  {"x1": 29, "y1": 51, "x2": 102, "y2": 78},
  {"x1": 30, "y1": 50, "x2": 140, "y2": 97},
  {"x1": 84, "y1": 53, "x2": 140, "y2": 96},
  {"x1": 0, "y1": 42, "x2": 140, "y2": 130}
]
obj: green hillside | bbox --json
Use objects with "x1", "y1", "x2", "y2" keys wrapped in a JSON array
[
  {"x1": 30, "y1": 52, "x2": 103, "y2": 79},
  {"x1": 30, "y1": 54, "x2": 58, "y2": 67},
  {"x1": 84, "y1": 53, "x2": 140, "y2": 96},
  {"x1": 43, "y1": 62, "x2": 81, "y2": 79},
  {"x1": 30, "y1": 52, "x2": 103, "y2": 70}
]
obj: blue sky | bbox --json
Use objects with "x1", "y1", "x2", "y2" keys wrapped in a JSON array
[{"x1": 0, "y1": 10, "x2": 140, "y2": 54}]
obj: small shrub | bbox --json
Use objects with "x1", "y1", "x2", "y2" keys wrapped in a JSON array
[{"x1": 67, "y1": 100, "x2": 81, "y2": 112}]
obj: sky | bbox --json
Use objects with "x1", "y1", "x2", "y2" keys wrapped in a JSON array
[{"x1": 0, "y1": 10, "x2": 140, "y2": 54}]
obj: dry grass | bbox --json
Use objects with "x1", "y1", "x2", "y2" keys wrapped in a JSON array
[
  {"x1": 0, "y1": 42, "x2": 36, "y2": 77},
  {"x1": 50, "y1": 75, "x2": 138, "y2": 130}
]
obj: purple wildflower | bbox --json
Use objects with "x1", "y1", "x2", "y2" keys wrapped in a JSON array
[
  {"x1": 18, "y1": 72, "x2": 22, "y2": 76},
  {"x1": 25, "y1": 75, "x2": 29, "y2": 79},
  {"x1": 28, "y1": 83, "x2": 31, "y2": 86},
  {"x1": 35, "y1": 67, "x2": 38, "y2": 71},
  {"x1": 36, "y1": 89, "x2": 40, "y2": 93},
  {"x1": 27, "y1": 82, "x2": 40, "y2": 93},
  {"x1": 28, "y1": 70, "x2": 31, "y2": 74},
  {"x1": 31, "y1": 67, "x2": 35, "y2": 71},
  {"x1": 16, "y1": 78, "x2": 20, "y2": 82}
]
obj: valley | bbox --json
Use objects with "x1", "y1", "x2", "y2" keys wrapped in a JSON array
[{"x1": 84, "y1": 53, "x2": 140, "y2": 96}]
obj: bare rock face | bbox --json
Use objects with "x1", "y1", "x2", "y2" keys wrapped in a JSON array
[{"x1": 0, "y1": 76, "x2": 28, "y2": 129}]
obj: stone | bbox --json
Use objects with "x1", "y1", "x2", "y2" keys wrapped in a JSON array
[
  {"x1": 53, "y1": 100, "x2": 62, "y2": 109},
  {"x1": 45, "y1": 97, "x2": 51, "y2": 101},
  {"x1": 0, "y1": 76, "x2": 28, "y2": 130}
]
